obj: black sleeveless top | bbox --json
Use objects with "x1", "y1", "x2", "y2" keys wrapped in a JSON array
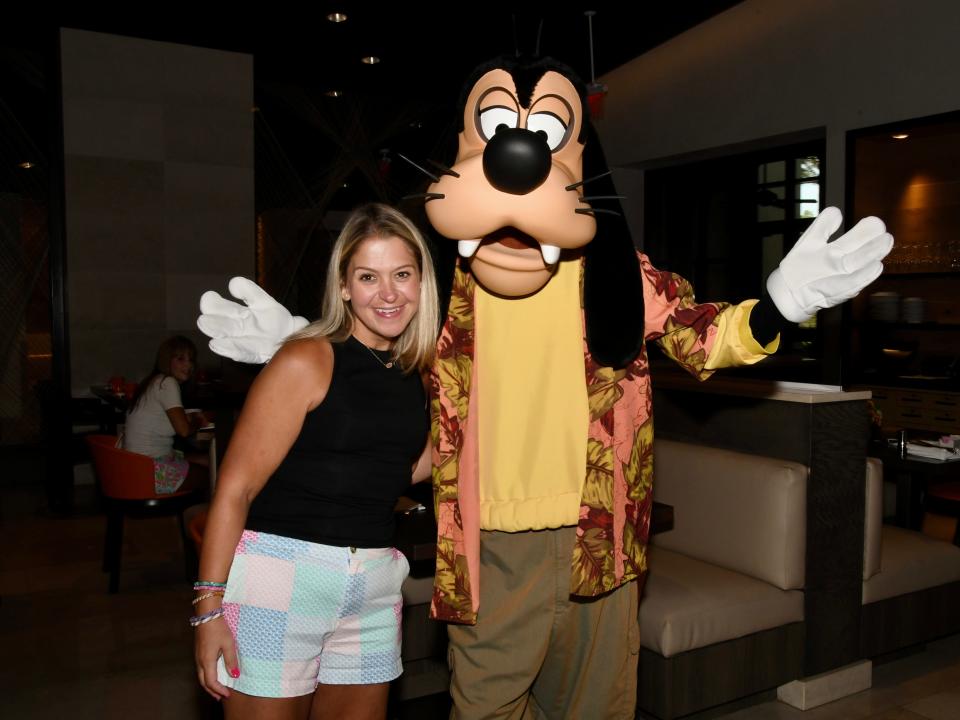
[{"x1": 246, "y1": 336, "x2": 428, "y2": 547}]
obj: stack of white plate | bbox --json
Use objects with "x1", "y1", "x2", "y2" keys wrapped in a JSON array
[{"x1": 869, "y1": 292, "x2": 900, "y2": 322}]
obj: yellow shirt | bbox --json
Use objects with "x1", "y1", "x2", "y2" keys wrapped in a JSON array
[{"x1": 474, "y1": 258, "x2": 589, "y2": 531}]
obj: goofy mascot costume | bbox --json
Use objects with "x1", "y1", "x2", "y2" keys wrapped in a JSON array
[{"x1": 198, "y1": 56, "x2": 892, "y2": 719}]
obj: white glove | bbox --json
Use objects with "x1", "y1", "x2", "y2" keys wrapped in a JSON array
[
  {"x1": 197, "y1": 277, "x2": 309, "y2": 364},
  {"x1": 766, "y1": 207, "x2": 893, "y2": 323}
]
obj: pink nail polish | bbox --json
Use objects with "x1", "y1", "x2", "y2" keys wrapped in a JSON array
[{"x1": 229, "y1": 668, "x2": 240, "y2": 678}]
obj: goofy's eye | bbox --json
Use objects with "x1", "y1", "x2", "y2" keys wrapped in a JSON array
[
  {"x1": 479, "y1": 106, "x2": 519, "y2": 142},
  {"x1": 526, "y1": 112, "x2": 567, "y2": 151}
]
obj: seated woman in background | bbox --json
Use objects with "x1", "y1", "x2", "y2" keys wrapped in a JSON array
[{"x1": 124, "y1": 334, "x2": 209, "y2": 494}]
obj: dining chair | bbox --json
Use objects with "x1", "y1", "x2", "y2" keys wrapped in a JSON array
[{"x1": 86, "y1": 435, "x2": 205, "y2": 593}]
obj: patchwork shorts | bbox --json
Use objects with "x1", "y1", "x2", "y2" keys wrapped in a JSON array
[{"x1": 216, "y1": 530, "x2": 409, "y2": 698}]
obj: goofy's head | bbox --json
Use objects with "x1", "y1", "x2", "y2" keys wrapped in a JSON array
[{"x1": 425, "y1": 55, "x2": 644, "y2": 368}]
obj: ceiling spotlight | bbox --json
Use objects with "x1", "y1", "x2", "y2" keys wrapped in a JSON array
[
  {"x1": 891, "y1": 133, "x2": 909, "y2": 140},
  {"x1": 327, "y1": 12, "x2": 347, "y2": 22},
  {"x1": 18, "y1": 161, "x2": 34, "y2": 169},
  {"x1": 325, "y1": 90, "x2": 343, "y2": 98},
  {"x1": 361, "y1": 56, "x2": 380, "y2": 65}
]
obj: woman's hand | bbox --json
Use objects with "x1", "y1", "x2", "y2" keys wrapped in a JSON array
[
  {"x1": 190, "y1": 410, "x2": 212, "y2": 431},
  {"x1": 194, "y1": 616, "x2": 239, "y2": 701}
]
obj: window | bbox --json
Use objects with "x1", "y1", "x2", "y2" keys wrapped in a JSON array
[{"x1": 644, "y1": 140, "x2": 826, "y2": 382}]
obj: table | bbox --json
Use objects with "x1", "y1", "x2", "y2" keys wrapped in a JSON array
[
  {"x1": 90, "y1": 384, "x2": 129, "y2": 410},
  {"x1": 87, "y1": 385, "x2": 129, "y2": 434},
  {"x1": 870, "y1": 441, "x2": 960, "y2": 530}
]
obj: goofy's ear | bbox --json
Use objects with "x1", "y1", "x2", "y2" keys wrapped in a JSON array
[{"x1": 582, "y1": 123, "x2": 645, "y2": 369}]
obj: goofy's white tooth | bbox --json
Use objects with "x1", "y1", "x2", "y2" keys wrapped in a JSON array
[
  {"x1": 458, "y1": 240, "x2": 481, "y2": 258},
  {"x1": 540, "y1": 244, "x2": 561, "y2": 265}
]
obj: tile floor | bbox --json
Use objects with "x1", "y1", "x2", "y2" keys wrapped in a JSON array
[
  {"x1": 2, "y1": 451, "x2": 957, "y2": 719},
  {"x1": 661, "y1": 635, "x2": 960, "y2": 720}
]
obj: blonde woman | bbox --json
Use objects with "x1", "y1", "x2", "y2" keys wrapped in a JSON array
[{"x1": 193, "y1": 203, "x2": 438, "y2": 720}]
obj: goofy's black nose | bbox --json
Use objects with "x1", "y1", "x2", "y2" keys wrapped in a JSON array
[{"x1": 483, "y1": 127, "x2": 551, "y2": 195}]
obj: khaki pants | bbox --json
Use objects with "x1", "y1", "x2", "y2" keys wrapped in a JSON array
[{"x1": 447, "y1": 527, "x2": 639, "y2": 720}]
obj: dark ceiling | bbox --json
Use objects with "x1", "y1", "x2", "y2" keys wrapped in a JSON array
[
  {"x1": 4, "y1": 5, "x2": 742, "y2": 207},
  {"x1": 49, "y1": 4, "x2": 741, "y2": 101}
]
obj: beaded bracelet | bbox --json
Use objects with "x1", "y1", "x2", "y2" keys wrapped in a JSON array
[
  {"x1": 192, "y1": 590, "x2": 225, "y2": 606},
  {"x1": 189, "y1": 607, "x2": 225, "y2": 627},
  {"x1": 193, "y1": 580, "x2": 227, "y2": 590}
]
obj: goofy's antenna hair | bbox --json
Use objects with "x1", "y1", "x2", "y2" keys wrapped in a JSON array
[
  {"x1": 586, "y1": 10, "x2": 597, "y2": 84},
  {"x1": 510, "y1": 14, "x2": 545, "y2": 57}
]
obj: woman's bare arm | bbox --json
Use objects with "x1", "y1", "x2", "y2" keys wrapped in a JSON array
[
  {"x1": 166, "y1": 406, "x2": 206, "y2": 437},
  {"x1": 193, "y1": 338, "x2": 332, "y2": 698},
  {"x1": 197, "y1": 338, "x2": 332, "y2": 585}
]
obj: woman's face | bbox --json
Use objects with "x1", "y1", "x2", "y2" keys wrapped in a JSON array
[
  {"x1": 170, "y1": 351, "x2": 194, "y2": 383},
  {"x1": 342, "y1": 235, "x2": 421, "y2": 350}
]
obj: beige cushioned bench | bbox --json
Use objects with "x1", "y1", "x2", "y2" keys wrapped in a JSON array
[
  {"x1": 860, "y1": 457, "x2": 960, "y2": 658},
  {"x1": 862, "y1": 457, "x2": 960, "y2": 604},
  {"x1": 637, "y1": 439, "x2": 808, "y2": 718},
  {"x1": 641, "y1": 439, "x2": 807, "y2": 657},
  {"x1": 395, "y1": 575, "x2": 449, "y2": 701}
]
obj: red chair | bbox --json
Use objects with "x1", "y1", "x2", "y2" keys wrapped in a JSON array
[{"x1": 86, "y1": 435, "x2": 205, "y2": 593}]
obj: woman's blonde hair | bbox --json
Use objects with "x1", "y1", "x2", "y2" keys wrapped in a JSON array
[{"x1": 287, "y1": 203, "x2": 439, "y2": 373}]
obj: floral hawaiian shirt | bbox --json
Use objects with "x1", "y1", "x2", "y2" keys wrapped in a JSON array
[{"x1": 430, "y1": 252, "x2": 769, "y2": 623}]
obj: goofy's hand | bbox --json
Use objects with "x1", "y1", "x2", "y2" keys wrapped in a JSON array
[
  {"x1": 766, "y1": 207, "x2": 893, "y2": 323},
  {"x1": 197, "y1": 277, "x2": 309, "y2": 364}
]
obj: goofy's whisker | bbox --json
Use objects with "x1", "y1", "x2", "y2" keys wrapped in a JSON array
[
  {"x1": 428, "y1": 160, "x2": 460, "y2": 178},
  {"x1": 402, "y1": 192, "x2": 445, "y2": 201},
  {"x1": 396, "y1": 153, "x2": 440, "y2": 182},
  {"x1": 578, "y1": 195, "x2": 625, "y2": 202},
  {"x1": 575, "y1": 207, "x2": 621, "y2": 217},
  {"x1": 565, "y1": 171, "x2": 612, "y2": 192}
]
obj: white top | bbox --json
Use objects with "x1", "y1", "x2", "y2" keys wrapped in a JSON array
[{"x1": 123, "y1": 376, "x2": 183, "y2": 458}]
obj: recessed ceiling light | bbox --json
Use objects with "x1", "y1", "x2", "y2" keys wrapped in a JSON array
[
  {"x1": 891, "y1": 133, "x2": 909, "y2": 140},
  {"x1": 326, "y1": 90, "x2": 343, "y2": 98},
  {"x1": 327, "y1": 12, "x2": 347, "y2": 22},
  {"x1": 361, "y1": 56, "x2": 380, "y2": 65},
  {"x1": 18, "y1": 161, "x2": 34, "y2": 169}
]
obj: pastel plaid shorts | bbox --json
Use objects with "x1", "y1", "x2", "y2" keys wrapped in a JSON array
[{"x1": 216, "y1": 530, "x2": 409, "y2": 697}]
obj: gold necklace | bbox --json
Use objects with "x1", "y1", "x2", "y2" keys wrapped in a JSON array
[{"x1": 356, "y1": 337, "x2": 394, "y2": 369}]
